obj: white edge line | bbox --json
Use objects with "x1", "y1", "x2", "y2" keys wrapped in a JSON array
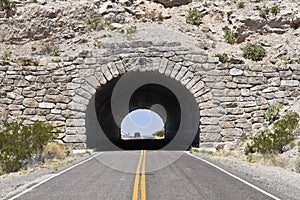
[
  {"x1": 8, "y1": 152, "x2": 103, "y2": 200},
  {"x1": 186, "y1": 152, "x2": 281, "y2": 200}
]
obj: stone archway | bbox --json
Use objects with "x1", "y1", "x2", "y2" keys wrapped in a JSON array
[
  {"x1": 64, "y1": 41, "x2": 216, "y2": 149},
  {"x1": 85, "y1": 71, "x2": 201, "y2": 150},
  {"x1": 79, "y1": 52, "x2": 209, "y2": 150}
]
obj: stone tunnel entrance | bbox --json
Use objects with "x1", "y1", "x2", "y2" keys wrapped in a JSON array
[{"x1": 85, "y1": 71, "x2": 200, "y2": 151}]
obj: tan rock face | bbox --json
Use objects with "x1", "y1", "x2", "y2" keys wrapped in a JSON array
[{"x1": 0, "y1": 0, "x2": 300, "y2": 149}]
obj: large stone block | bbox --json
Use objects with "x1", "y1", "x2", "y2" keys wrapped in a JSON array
[
  {"x1": 66, "y1": 119, "x2": 85, "y2": 127},
  {"x1": 221, "y1": 128, "x2": 243, "y2": 136},
  {"x1": 200, "y1": 132, "x2": 222, "y2": 142},
  {"x1": 23, "y1": 98, "x2": 38, "y2": 108},
  {"x1": 65, "y1": 127, "x2": 86, "y2": 135},
  {"x1": 200, "y1": 107, "x2": 225, "y2": 117},
  {"x1": 63, "y1": 135, "x2": 86, "y2": 143},
  {"x1": 200, "y1": 117, "x2": 220, "y2": 125},
  {"x1": 200, "y1": 125, "x2": 221, "y2": 133},
  {"x1": 67, "y1": 102, "x2": 87, "y2": 112},
  {"x1": 39, "y1": 102, "x2": 55, "y2": 109}
]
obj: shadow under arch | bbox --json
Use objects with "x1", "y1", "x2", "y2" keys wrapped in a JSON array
[{"x1": 86, "y1": 71, "x2": 200, "y2": 151}]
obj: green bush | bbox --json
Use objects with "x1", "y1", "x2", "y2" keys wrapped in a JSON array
[
  {"x1": 264, "y1": 105, "x2": 282, "y2": 123},
  {"x1": 0, "y1": 121, "x2": 58, "y2": 173},
  {"x1": 0, "y1": 0, "x2": 15, "y2": 10},
  {"x1": 243, "y1": 43, "x2": 267, "y2": 61},
  {"x1": 240, "y1": 133, "x2": 249, "y2": 142},
  {"x1": 152, "y1": 128, "x2": 165, "y2": 138},
  {"x1": 272, "y1": 111, "x2": 299, "y2": 153},
  {"x1": 126, "y1": 26, "x2": 137, "y2": 34},
  {"x1": 245, "y1": 129, "x2": 273, "y2": 154},
  {"x1": 270, "y1": 5, "x2": 280, "y2": 16},
  {"x1": 0, "y1": 0, "x2": 16, "y2": 17},
  {"x1": 186, "y1": 9, "x2": 204, "y2": 25},
  {"x1": 215, "y1": 53, "x2": 229, "y2": 63},
  {"x1": 203, "y1": 2, "x2": 210, "y2": 8},
  {"x1": 52, "y1": 46, "x2": 60, "y2": 56},
  {"x1": 80, "y1": 38, "x2": 88, "y2": 43},
  {"x1": 259, "y1": 8, "x2": 269, "y2": 19},
  {"x1": 2, "y1": 50, "x2": 11, "y2": 60},
  {"x1": 245, "y1": 111, "x2": 299, "y2": 155},
  {"x1": 237, "y1": 2, "x2": 245, "y2": 9},
  {"x1": 223, "y1": 29, "x2": 236, "y2": 44},
  {"x1": 259, "y1": 5, "x2": 280, "y2": 18}
]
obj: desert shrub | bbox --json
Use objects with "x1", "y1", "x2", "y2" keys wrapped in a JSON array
[
  {"x1": 223, "y1": 28, "x2": 236, "y2": 44},
  {"x1": 157, "y1": 12, "x2": 164, "y2": 22},
  {"x1": 243, "y1": 43, "x2": 267, "y2": 61},
  {"x1": 259, "y1": 8, "x2": 269, "y2": 19},
  {"x1": 271, "y1": 111, "x2": 299, "y2": 153},
  {"x1": 52, "y1": 46, "x2": 60, "y2": 56},
  {"x1": 264, "y1": 104, "x2": 282, "y2": 123},
  {"x1": 215, "y1": 53, "x2": 229, "y2": 63},
  {"x1": 125, "y1": 26, "x2": 137, "y2": 34},
  {"x1": 245, "y1": 111, "x2": 299, "y2": 155},
  {"x1": 203, "y1": 2, "x2": 210, "y2": 8},
  {"x1": 2, "y1": 50, "x2": 12, "y2": 61},
  {"x1": 152, "y1": 128, "x2": 165, "y2": 138},
  {"x1": 186, "y1": 9, "x2": 204, "y2": 25},
  {"x1": 259, "y1": 5, "x2": 280, "y2": 18},
  {"x1": 0, "y1": 0, "x2": 15, "y2": 10},
  {"x1": 80, "y1": 38, "x2": 88, "y2": 43},
  {"x1": 43, "y1": 142, "x2": 65, "y2": 160},
  {"x1": 0, "y1": 121, "x2": 58, "y2": 173},
  {"x1": 270, "y1": 5, "x2": 280, "y2": 16},
  {"x1": 240, "y1": 133, "x2": 249, "y2": 142},
  {"x1": 245, "y1": 129, "x2": 273, "y2": 154},
  {"x1": 0, "y1": 0, "x2": 16, "y2": 17},
  {"x1": 190, "y1": 147, "x2": 200, "y2": 153},
  {"x1": 41, "y1": 40, "x2": 61, "y2": 56},
  {"x1": 237, "y1": 2, "x2": 245, "y2": 9}
]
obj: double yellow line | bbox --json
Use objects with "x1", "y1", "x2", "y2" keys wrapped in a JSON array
[{"x1": 132, "y1": 150, "x2": 146, "y2": 200}]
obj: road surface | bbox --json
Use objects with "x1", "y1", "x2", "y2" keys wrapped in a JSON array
[{"x1": 10, "y1": 151, "x2": 280, "y2": 200}]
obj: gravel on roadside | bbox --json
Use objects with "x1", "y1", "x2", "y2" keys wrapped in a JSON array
[
  {"x1": 192, "y1": 152, "x2": 300, "y2": 200},
  {"x1": 0, "y1": 153, "x2": 95, "y2": 200}
]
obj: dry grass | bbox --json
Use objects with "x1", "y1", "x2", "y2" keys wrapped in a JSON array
[
  {"x1": 43, "y1": 142, "x2": 65, "y2": 160},
  {"x1": 207, "y1": 144, "x2": 300, "y2": 173}
]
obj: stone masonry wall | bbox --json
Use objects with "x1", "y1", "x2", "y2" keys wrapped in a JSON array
[{"x1": 0, "y1": 41, "x2": 299, "y2": 149}]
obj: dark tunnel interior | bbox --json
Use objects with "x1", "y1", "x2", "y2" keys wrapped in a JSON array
[{"x1": 86, "y1": 71, "x2": 200, "y2": 151}]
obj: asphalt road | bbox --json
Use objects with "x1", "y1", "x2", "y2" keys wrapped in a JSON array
[{"x1": 12, "y1": 151, "x2": 279, "y2": 200}]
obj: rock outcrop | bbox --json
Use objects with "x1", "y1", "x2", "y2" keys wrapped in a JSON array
[{"x1": 154, "y1": 0, "x2": 192, "y2": 7}]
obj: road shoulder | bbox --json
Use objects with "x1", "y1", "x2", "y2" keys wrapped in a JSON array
[
  {"x1": 0, "y1": 152, "x2": 96, "y2": 200},
  {"x1": 188, "y1": 152, "x2": 300, "y2": 200}
]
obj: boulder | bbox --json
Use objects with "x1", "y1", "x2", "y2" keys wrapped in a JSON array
[{"x1": 154, "y1": 0, "x2": 192, "y2": 7}]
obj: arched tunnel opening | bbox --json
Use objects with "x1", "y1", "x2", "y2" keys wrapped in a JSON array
[
  {"x1": 120, "y1": 109, "x2": 165, "y2": 140},
  {"x1": 86, "y1": 71, "x2": 200, "y2": 151}
]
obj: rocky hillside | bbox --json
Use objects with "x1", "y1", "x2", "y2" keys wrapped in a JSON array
[{"x1": 0, "y1": 0, "x2": 300, "y2": 66}]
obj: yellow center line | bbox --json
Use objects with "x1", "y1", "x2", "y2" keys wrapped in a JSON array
[
  {"x1": 132, "y1": 150, "x2": 147, "y2": 200},
  {"x1": 141, "y1": 150, "x2": 146, "y2": 200}
]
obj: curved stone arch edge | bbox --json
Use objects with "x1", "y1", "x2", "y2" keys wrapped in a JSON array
[{"x1": 67, "y1": 56, "x2": 208, "y2": 147}]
